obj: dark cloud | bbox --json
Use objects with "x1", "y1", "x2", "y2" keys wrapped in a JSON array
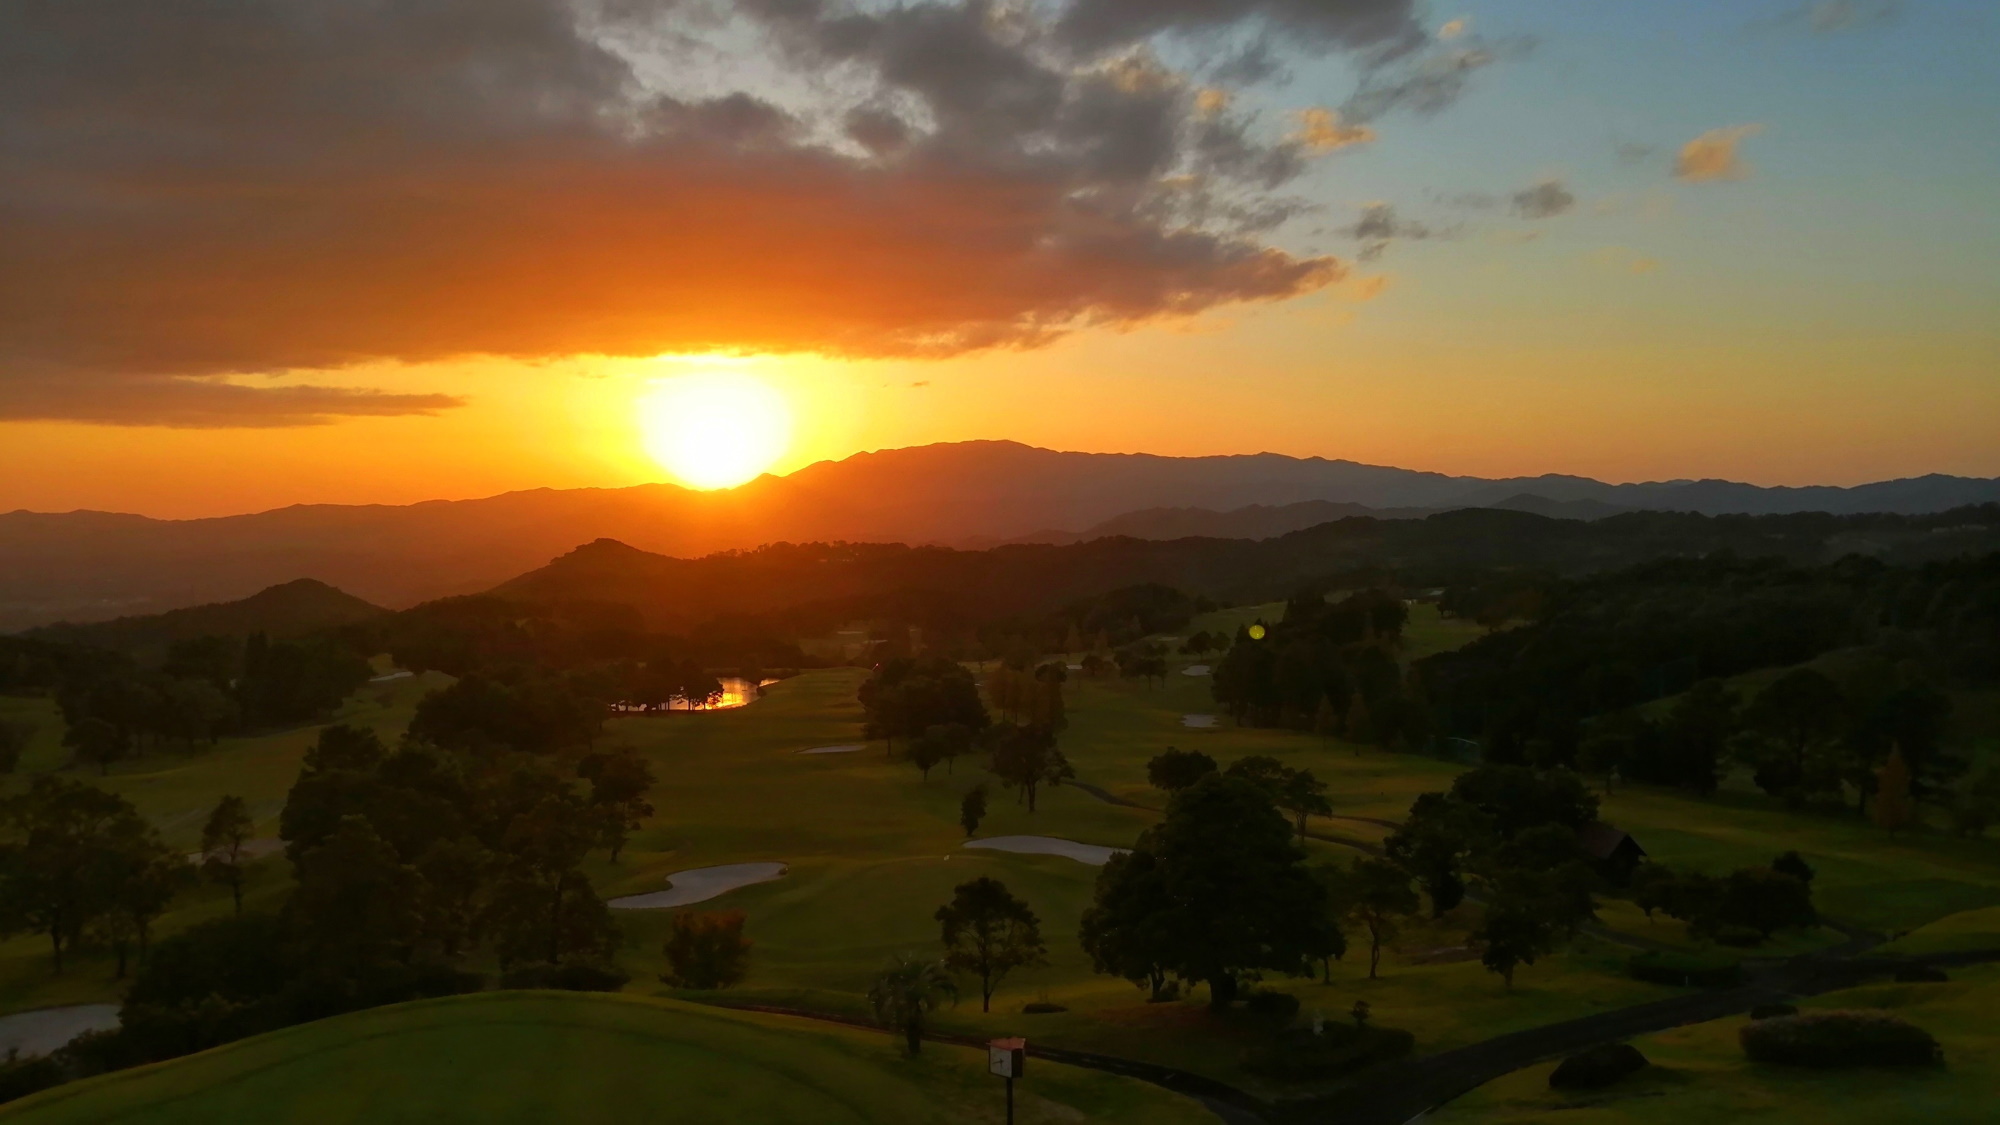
[
  {"x1": 0, "y1": 378, "x2": 464, "y2": 428},
  {"x1": 1053, "y1": 0, "x2": 1424, "y2": 54},
  {"x1": 1343, "y1": 203, "x2": 1434, "y2": 260},
  {"x1": 1615, "y1": 141, "x2": 1657, "y2": 166},
  {"x1": 1510, "y1": 179, "x2": 1576, "y2": 219},
  {"x1": 2, "y1": 0, "x2": 1353, "y2": 426}
]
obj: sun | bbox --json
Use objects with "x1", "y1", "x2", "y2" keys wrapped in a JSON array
[{"x1": 637, "y1": 373, "x2": 792, "y2": 489}]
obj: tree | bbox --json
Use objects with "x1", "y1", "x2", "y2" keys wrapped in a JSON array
[
  {"x1": 1771, "y1": 851, "x2": 1815, "y2": 886},
  {"x1": 1079, "y1": 850, "x2": 1177, "y2": 1000},
  {"x1": 1346, "y1": 858, "x2": 1420, "y2": 980},
  {"x1": 95, "y1": 818, "x2": 185, "y2": 978},
  {"x1": 0, "y1": 721, "x2": 35, "y2": 774},
  {"x1": 1079, "y1": 775, "x2": 1331, "y2": 1008},
  {"x1": 1146, "y1": 748, "x2": 1217, "y2": 792},
  {"x1": 859, "y1": 658, "x2": 988, "y2": 754},
  {"x1": 1872, "y1": 746, "x2": 1915, "y2": 832},
  {"x1": 867, "y1": 956, "x2": 958, "y2": 1055},
  {"x1": 1741, "y1": 669, "x2": 1846, "y2": 806},
  {"x1": 65, "y1": 716, "x2": 128, "y2": 775},
  {"x1": 199, "y1": 795, "x2": 255, "y2": 915},
  {"x1": 416, "y1": 835, "x2": 491, "y2": 959},
  {"x1": 1308, "y1": 864, "x2": 1353, "y2": 982},
  {"x1": 288, "y1": 815, "x2": 426, "y2": 973},
  {"x1": 485, "y1": 791, "x2": 617, "y2": 967},
  {"x1": 1657, "y1": 680, "x2": 1735, "y2": 796},
  {"x1": 662, "y1": 910, "x2": 752, "y2": 989},
  {"x1": 959, "y1": 784, "x2": 988, "y2": 838},
  {"x1": 1278, "y1": 768, "x2": 1333, "y2": 839},
  {"x1": 1476, "y1": 878, "x2": 1567, "y2": 989},
  {"x1": 1719, "y1": 867, "x2": 1816, "y2": 937},
  {"x1": 987, "y1": 724, "x2": 1073, "y2": 812},
  {"x1": 0, "y1": 777, "x2": 168, "y2": 974},
  {"x1": 1385, "y1": 793, "x2": 1489, "y2": 917},
  {"x1": 578, "y1": 749, "x2": 655, "y2": 861},
  {"x1": 909, "y1": 723, "x2": 972, "y2": 782},
  {"x1": 937, "y1": 877, "x2": 1046, "y2": 1012}
]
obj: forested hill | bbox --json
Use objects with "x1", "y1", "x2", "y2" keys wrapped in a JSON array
[
  {"x1": 27, "y1": 579, "x2": 385, "y2": 662},
  {"x1": 487, "y1": 506, "x2": 2000, "y2": 634}
]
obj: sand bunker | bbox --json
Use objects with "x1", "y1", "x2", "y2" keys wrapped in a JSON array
[
  {"x1": 797, "y1": 744, "x2": 864, "y2": 755},
  {"x1": 1182, "y1": 714, "x2": 1218, "y2": 728},
  {"x1": 962, "y1": 836, "x2": 1128, "y2": 866},
  {"x1": 609, "y1": 862, "x2": 788, "y2": 910},
  {"x1": 1181, "y1": 664, "x2": 1211, "y2": 676},
  {"x1": 0, "y1": 1004, "x2": 119, "y2": 1058},
  {"x1": 369, "y1": 670, "x2": 414, "y2": 683}
]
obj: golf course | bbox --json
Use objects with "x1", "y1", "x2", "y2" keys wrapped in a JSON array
[{"x1": 3, "y1": 600, "x2": 1999, "y2": 1122}]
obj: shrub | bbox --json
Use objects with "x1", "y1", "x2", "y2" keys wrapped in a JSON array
[
  {"x1": 1894, "y1": 966, "x2": 1950, "y2": 983},
  {"x1": 0, "y1": 1054, "x2": 66, "y2": 1106},
  {"x1": 1022, "y1": 1002, "x2": 1068, "y2": 1014},
  {"x1": 500, "y1": 963, "x2": 630, "y2": 992},
  {"x1": 1628, "y1": 950, "x2": 1742, "y2": 988},
  {"x1": 1549, "y1": 1043, "x2": 1648, "y2": 1090},
  {"x1": 1740, "y1": 1011, "x2": 1941, "y2": 1068},
  {"x1": 661, "y1": 910, "x2": 752, "y2": 989},
  {"x1": 1240, "y1": 1025, "x2": 1415, "y2": 1081},
  {"x1": 1244, "y1": 991, "x2": 1301, "y2": 1024},
  {"x1": 1750, "y1": 1003, "x2": 1798, "y2": 1020}
]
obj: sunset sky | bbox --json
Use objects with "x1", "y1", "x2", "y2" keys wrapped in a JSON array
[{"x1": 3, "y1": 0, "x2": 1996, "y2": 518}]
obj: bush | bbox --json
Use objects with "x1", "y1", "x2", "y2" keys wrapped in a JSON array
[
  {"x1": 500, "y1": 963, "x2": 629, "y2": 992},
  {"x1": 1740, "y1": 1011, "x2": 1941, "y2": 1068},
  {"x1": 0, "y1": 1054, "x2": 66, "y2": 1106},
  {"x1": 1750, "y1": 1003, "x2": 1798, "y2": 1020},
  {"x1": 661, "y1": 910, "x2": 752, "y2": 989},
  {"x1": 1240, "y1": 1025, "x2": 1415, "y2": 1082},
  {"x1": 1021, "y1": 1002, "x2": 1068, "y2": 1014},
  {"x1": 1244, "y1": 991, "x2": 1301, "y2": 1024},
  {"x1": 1549, "y1": 1043, "x2": 1648, "y2": 1090},
  {"x1": 1894, "y1": 966, "x2": 1950, "y2": 983},
  {"x1": 1628, "y1": 950, "x2": 1742, "y2": 988}
]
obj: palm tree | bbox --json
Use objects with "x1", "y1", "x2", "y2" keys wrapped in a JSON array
[{"x1": 866, "y1": 955, "x2": 959, "y2": 1055}]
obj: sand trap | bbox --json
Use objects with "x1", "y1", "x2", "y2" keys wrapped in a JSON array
[
  {"x1": 962, "y1": 836, "x2": 1128, "y2": 866},
  {"x1": 184, "y1": 837, "x2": 285, "y2": 865},
  {"x1": 1181, "y1": 664, "x2": 1212, "y2": 676},
  {"x1": 0, "y1": 1004, "x2": 119, "y2": 1058},
  {"x1": 1182, "y1": 714, "x2": 1218, "y2": 728},
  {"x1": 609, "y1": 862, "x2": 788, "y2": 910},
  {"x1": 797, "y1": 744, "x2": 864, "y2": 755},
  {"x1": 369, "y1": 670, "x2": 414, "y2": 683}
]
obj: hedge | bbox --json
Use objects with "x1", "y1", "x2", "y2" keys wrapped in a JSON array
[{"x1": 1740, "y1": 1011, "x2": 1942, "y2": 1068}]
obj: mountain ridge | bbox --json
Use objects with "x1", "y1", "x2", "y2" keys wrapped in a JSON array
[{"x1": 3, "y1": 441, "x2": 1995, "y2": 631}]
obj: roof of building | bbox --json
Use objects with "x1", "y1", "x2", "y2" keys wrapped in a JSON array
[{"x1": 1576, "y1": 822, "x2": 1645, "y2": 861}]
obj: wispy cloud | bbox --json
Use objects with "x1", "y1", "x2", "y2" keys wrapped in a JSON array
[
  {"x1": 1511, "y1": 179, "x2": 1577, "y2": 219},
  {"x1": 1290, "y1": 108, "x2": 1376, "y2": 153},
  {"x1": 1674, "y1": 125, "x2": 1765, "y2": 182}
]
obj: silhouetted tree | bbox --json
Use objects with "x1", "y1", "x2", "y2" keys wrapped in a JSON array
[{"x1": 937, "y1": 877, "x2": 1046, "y2": 1012}]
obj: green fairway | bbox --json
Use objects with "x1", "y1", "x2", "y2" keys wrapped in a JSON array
[
  {"x1": 1428, "y1": 962, "x2": 2000, "y2": 1125},
  {"x1": 0, "y1": 992, "x2": 1213, "y2": 1125}
]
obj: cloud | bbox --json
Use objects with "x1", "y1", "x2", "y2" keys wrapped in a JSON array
[
  {"x1": 1674, "y1": 124, "x2": 1765, "y2": 182},
  {"x1": 1053, "y1": 0, "x2": 1425, "y2": 54},
  {"x1": 0, "y1": 378, "x2": 464, "y2": 428},
  {"x1": 1510, "y1": 179, "x2": 1576, "y2": 219},
  {"x1": 1290, "y1": 108, "x2": 1375, "y2": 153},
  {"x1": 1762, "y1": 1, "x2": 1902, "y2": 34},
  {"x1": 1339, "y1": 35, "x2": 1533, "y2": 124},
  {"x1": 1438, "y1": 17, "x2": 1469, "y2": 40},
  {"x1": 1343, "y1": 203, "x2": 1435, "y2": 260},
  {"x1": 1, "y1": 0, "x2": 1386, "y2": 426},
  {"x1": 1615, "y1": 141, "x2": 1657, "y2": 166}
]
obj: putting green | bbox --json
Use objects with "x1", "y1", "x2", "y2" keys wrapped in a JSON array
[{"x1": 0, "y1": 992, "x2": 1213, "y2": 1125}]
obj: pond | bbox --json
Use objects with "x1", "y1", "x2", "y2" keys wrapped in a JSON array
[{"x1": 609, "y1": 677, "x2": 778, "y2": 714}]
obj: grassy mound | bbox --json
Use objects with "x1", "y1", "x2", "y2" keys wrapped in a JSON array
[{"x1": 0, "y1": 992, "x2": 1212, "y2": 1125}]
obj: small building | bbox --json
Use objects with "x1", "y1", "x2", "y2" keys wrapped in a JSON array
[{"x1": 1576, "y1": 823, "x2": 1647, "y2": 886}]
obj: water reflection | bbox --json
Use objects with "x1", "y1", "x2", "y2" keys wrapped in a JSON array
[{"x1": 610, "y1": 677, "x2": 777, "y2": 714}]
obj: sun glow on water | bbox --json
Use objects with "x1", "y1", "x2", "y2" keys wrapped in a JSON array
[{"x1": 637, "y1": 372, "x2": 792, "y2": 489}]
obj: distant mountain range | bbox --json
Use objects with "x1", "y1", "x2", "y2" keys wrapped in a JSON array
[
  {"x1": 28, "y1": 579, "x2": 387, "y2": 663},
  {"x1": 4, "y1": 441, "x2": 1997, "y2": 631}
]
